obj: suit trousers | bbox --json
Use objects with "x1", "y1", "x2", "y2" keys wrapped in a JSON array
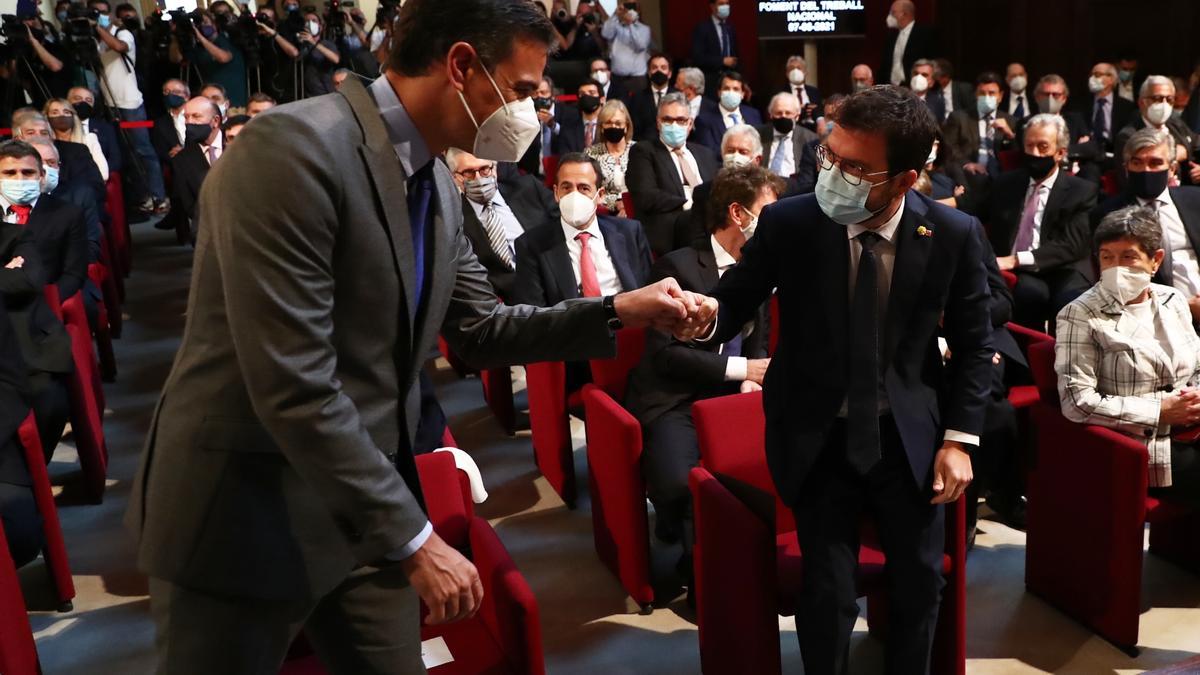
[
  {"x1": 1011, "y1": 268, "x2": 1092, "y2": 331},
  {"x1": 791, "y1": 417, "x2": 945, "y2": 675},
  {"x1": 1150, "y1": 442, "x2": 1200, "y2": 509},
  {"x1": 641, "y1": 406, "x2": 699, "y2": 539},
  {"x1": 150, "y1": 563, "x2": 423, "y2": 675},
  {"x1": 0, "y1": 480, "x2": 42, "y2": 569}
]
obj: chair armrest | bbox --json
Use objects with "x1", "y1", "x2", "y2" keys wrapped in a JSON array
[{"x1": 468, "y1": 517, "x2": 544, "y2": 675}]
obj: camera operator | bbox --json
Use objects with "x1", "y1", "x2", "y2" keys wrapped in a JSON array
[
  {"x1": 550, "y1": 0, "x2": 607, "y2": 63},
  {"x1": 13, "y1": 7, "x2": 76, "y2": 106},
  {"x1": 296, "y1": 10, "x2": 339, "y2": 98},
  {"x1": 366, "y1": 0, "x2": 397, "y2": 66},
  {"x1": 333, "y1": 4, "x2": 375, "y2": 77},
  {"x1": 167, "y1": 8, "x2": 246, "y2": 107},
  {"x1": 255, "y1": 3, "x2": 302, "y2": 103},
  {"x1": 87, "y1": 0, "x2": 168, "y2": 215}
]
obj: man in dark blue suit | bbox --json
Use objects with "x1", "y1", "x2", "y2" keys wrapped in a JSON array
[
  {"x1": 692, "y1": 71, "x2": 762, "y2": 153},
  {"x1": 68, "y1": 86, "x2": 122, "y2": 175},
  {"x1": 690, "y1": 87, "x2": 991, "y2": 674},
  {"x1": 690, "y1": 0, "x2": 738, "y2": 98}
]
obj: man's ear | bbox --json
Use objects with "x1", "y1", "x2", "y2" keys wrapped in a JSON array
[{"x1": 445, "y1": 41, "x2": 477, "y2": 93}]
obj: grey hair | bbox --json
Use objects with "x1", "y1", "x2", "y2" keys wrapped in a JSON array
[
  {"x1": 658, "y1": 91, "x2": 690, "y2": 115},
  {"x1": 786, "y1": 55, "x2": 806, "y2": 69},
  {"x1": 443, "y1": 147, "x2": 465, "y2": 172},
  {"x1": 1139, "y1": 74, "x2": 1175, "y2": 99},
  {"x1": 768, "y1": 91, "x2": 800, "y2": 114},
  {"x1": 912, "y1": 58, "x2": 934, "y2": 71},
  {"x1": 677, "y1": 67, "x2": 705, "y2": 95},
  {"x1": 1123, "y1": 126, "x2": 1176, "y2": 164},
  {"x1": 721, "y1": 124, "x2": 763, "y2": 157},
  {"x1": 1023, "y1": 113, "x2": 1069, "y2": 152},
  {"x1": 26, "y1": 136, "x2": 59, "y2": 160},
  {"x1": 11, "y1": 110, "x2": 47, "y2": 133},
  {"x1": 1094, "y1": 205, "x2": 1162, "y2": 256},
  {"x1": 1036, "y1": 73, "x2": 1070, "y2": 98}
]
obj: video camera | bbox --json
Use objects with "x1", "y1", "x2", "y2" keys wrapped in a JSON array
[
  {"x1": 168, "y1": 8, "x2": 200, "y2": 51},
  {"x1": 62, "y1": 4, "x2": 100, "y2": 61},
  {"x1": 324, "y1": 0, "x2": 345, "y2": 41},
  {"x1": 0, "y1": 15, "x2": 31, "y2": 57}
]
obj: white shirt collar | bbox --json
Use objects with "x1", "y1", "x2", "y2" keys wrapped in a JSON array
[
  {"x1": 710, "y1": 234, "x2": 737, "y2": 269},
  {"x1": 1138, "y1": 186, "x2": 1172, "y2": 206},
  {"x1": 562, "y1": 217, "x2": 602, "y2": 244},
  {"x1": 467, "y1": 188, "x2": 509, "y2": 216},
  {"x1": 897, "y1": 21, "x2": 914, "y2": 38},
  {"x1": 846, "y1": 195, "x2": 905, "y2": 243},
  {"x1": 202, "y1": 132, "x2": 224, "y2": 152},
  {"x1": 1028, "y1": 166, "x2": 1060, "y2": 191},
  {"x1": 0, "y1": 194, "x2": 38, "y2": 216},
  {"x1": 1140, "y1": 115, "x2": 1165, "y2": 130}
]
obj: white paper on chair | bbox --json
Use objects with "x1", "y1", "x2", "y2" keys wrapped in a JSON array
[{"x1": 421, "y1": 636, "x2": 454, "y2": 669}]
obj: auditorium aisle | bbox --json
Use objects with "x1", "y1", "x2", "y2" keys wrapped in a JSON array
[{"x1": 17, "y1": 223, "x2": 1200, "y2": 674}]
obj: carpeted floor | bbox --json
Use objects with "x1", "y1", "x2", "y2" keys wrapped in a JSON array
[{"x1": 18, "y1": 223, "x2": 1200, "y2": 674}]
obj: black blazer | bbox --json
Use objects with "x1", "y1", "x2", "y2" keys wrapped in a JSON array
[
  {"x1": 54, "y1": 139, "x2": 105, "y2": 206},
  {"x1": 25, "y1": 196, "x2": 87, "y2": 301},
  {"x1": 152, "y1": 114, "x2": 182, "y2": 164},
  {"x1": 630, "y1": 87, "x2": 677, "y2": 143},
  {"x1": 942, "y1": 108, "x2": 1017, "y2": 173},
  {"x1": 552, "y1": 104, "x2": 587, "y2": 156},
  {"x1": 170, "y1": 142, "x2": 212, "y2": 237},
  {"x1": 690, "y1": 16, "x2": 737, "y2": 75},
  {"x1": 626, "y1": 138, "x2": 720, "y2": 255},
  {"x1": 920, "y1": 87, "x2": 947, "y2": 123},
  {"x1": 999, "y1": 90, "x2": 1039, "y2": 120},
  {"x1": 0, "y1": 296, "x2": 32, "y2": 487},
  {"x1": 1075, "y1": 94, "x2": 1136, "y2": 151},
  {"x1": 692, "y1": 99, "x2": 763, "y2": 152},
  {"x1": 1091, "y1": 186, "x2": 1200, "y2": 289},
  {"x1": 880, "y1": 23, "x2": 938, "y2": 85},
  {"x1": 974, "y1": 224, "x2": 1024, "y2": 369},
  {"x1": 623, "y1": 238, "x2": 769, "y2": 426},
  {"x1": 460, "y1": 167, "x2": 557, "y2": 300},
  {"x1": 0, "y1": 224, "x2": 71, "y2": 377},
  {"x1": 510, "y1": 214, "x2": 653, "y2": 307},
  {"x1": 705, "y1": 191, "x2": 993, "y2": 502},
  {"x1": 88, "y1": 118, "x2": 123, "y2": 174},
  {"x1": 969, "y1": 168, "x2": 1098, "y2": 279},
  {"x1": 1114, "y1": 116, "x2": 1200, "y2": 180}
]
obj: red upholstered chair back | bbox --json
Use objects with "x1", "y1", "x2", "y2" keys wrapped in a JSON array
[
  {"x1": 590, "y1": 327, "x2": 645, "y2": 401},
  {"x1": 0, "y1": 519, "x2": 39, "y2": 675},
  {"x1": 620, "y1": 192, "x2": 635, "y2": 219},
  {"x1": 542, "y1": 156, "x2": 559, "y2": 189},
  {"x1": 1029, "y1": 340, "x2": 1058, "y2": 405},
  {"x1": 997, "y1": 149, "x2": 1020, "y2": 172},
  {"x1": 416, "y1": 452, "x2": 474, "y2": 549},
  {"x1": 1007, "y1": 322, "x2": 1053, "y2": 355}
]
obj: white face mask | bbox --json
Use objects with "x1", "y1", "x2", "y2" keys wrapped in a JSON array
[
  {"x1": 910, "y1": 74, "x2": 929, "y2": 94},
  {"x1": 1008, "y1": 75, "x2": 1027, "y2": 93},
  {"x1": 559, "y1": 190, "x2": 598, "y2": 229},
  {"x1": 457, "y1": 59, "x2": 542, "y2": 163},
  {"x1": 739, "y1": 205, "x2": 759, "y2": 239},
  {"x1": 1146, "y1": 101, "x2": 1173, "y2": 126},
  {"x1": 787, "y1": 68, "x2": 806, "y2": 86},
  {"x1": 306, "y1": 20, "x2": 320, "y2": 35},
  {"x1": 1100, "y1": 265, "x2": 1152, "y2": 304},
  {"x1": 886, "y1": 13, "x2": 899, "y2": 29},
  {"x1": 592, "y1": 70, "x2": 610, "y2": 86},
  {"x1": 1088, "y1": 76, "x2": 1107, "y2": 94},
  {"x1": 723, "y1": 152, "x2": 753, "y2": 169}
]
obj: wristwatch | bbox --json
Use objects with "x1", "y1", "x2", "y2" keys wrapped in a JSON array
[{"x1": 602, "y1": 294, "x2": 623, "y2": 330}]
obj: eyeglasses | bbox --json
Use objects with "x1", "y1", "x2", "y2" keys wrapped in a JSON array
[
  {"x1": 815, "y1": 144, "x2": 891, "y2": 186},
  {"x1": 455, "y1": 164, "x2": 495, "y2": 180},
  {"x1": 1142, "y1": 94, "x2": 1175, "y2": 105}
]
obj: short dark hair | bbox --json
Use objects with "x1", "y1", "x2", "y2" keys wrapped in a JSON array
[
  {"x1": 555, "y1": 152, "x2": 603, "y2": 185},
  {"x1": 248, "y1": 92, "x2": 276, "y2": 105},
  {"x1": 223, "y1": 114, "x2": 251, "y2": 132},
  {"x1": 201, "y1": 82, "x2": 228, "y2": 97},
  {"x1": 0, "y1": 140, "x2": 43, "y2": 172},
  {"x1": 648, "y1": 52, "x2": 672, "y2": 71},
  {"x1": 706, "y1": 165, "x2": 785, "y2": 234},
  {"x1": 87, "y1": 0, "x2": 110, "y2": 10},
  {"x1": 578, "y1": 79, "x2": 603, "y2": 94},
  {"x1": 719, "y1": 70, "x2": 745, "y2": 88},
  {"x1": 389, "y1": 0, "x2": 557, "y2": 77},
  {"x1": 1094, "y1": 205, "x2": 1162, "y2": 256},
  {"x1": 932, "y1": 58, "x2": 953, "y2": 79},
  {"x1": 975, "y1": 71, "x2": 1002, "y2": 88},
  {"x1": 114, "y1": 3, "x2": 136, "y2": 14},
  {"x1": 835, "y1": 86, "x2": 938, "y2": 175}
]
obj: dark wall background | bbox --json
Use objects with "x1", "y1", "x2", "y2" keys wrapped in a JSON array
[{"x1": 658, "y1": 0, "x2": 1199, "y2": 105}]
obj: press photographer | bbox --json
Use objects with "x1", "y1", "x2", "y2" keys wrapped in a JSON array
[
  {"x1": 1, "y1": 5, "x2": 74, "y2": 111},
  {"x1": 295, "y1": 9, "x2": 339, "y2": 98},
  {"x1": 167, "y1": 7, "x2": 247, "y2": 107},
  {"x1": 255, "y1": 2, "x2": 303, "y2": 102}
]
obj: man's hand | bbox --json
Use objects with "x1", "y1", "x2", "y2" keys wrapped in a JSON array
[
  {"x1": 672, "y1": 292, "x2": 718, "y2": 341},
  {"x1": 612, "y1": 278, "x2": 687, "y2": 332},
  {"x1": 1160, "y1": 388, "x2": 1200, "y2": 426},
  {"x1": 297, "y1": 30, "x2": 315, "y2": 44},
  {"x1": 963, "y1": 162, "x2": 987, "y2": 176},
  {"x1": 1188, "y1": 295, "x2": 1200, "y2": 323},
  {"x1": 739, "y1": 380, "x2": 762, "y2": 393},
  {"x1": 722, "y1": 56, "x2": 738, "y2": 68},
  {"x1": 745, "y1": 358, "x2": 770, "y2": 385},
  {"x1": 996, "y1": 255, "x2": 1017, "y2": 271},
  {"x1": 931, "y1": 441, "x2": 973, "y2": 505},
  {"x1": 401, "y1": 532, "x2": 483, "y2": 625},
  {"x1": 1188, "y1": 161, "x2": 1200, "y2": 185},
  {"x1": 4, "y1": 257, "x2": 24, "y2": 270},
  {"x1": 536, "y1": 108, "x2": 555, "y2": 127},
  {"x1": 169, "y1": 144, "x2": 183, "y2": 158},
  {"x1": 992, "y1": 117, "x2": 1015, "y2": 139},
  {"x1": 1078, "y1": 134, "x2": 1091, "y2": 145}
]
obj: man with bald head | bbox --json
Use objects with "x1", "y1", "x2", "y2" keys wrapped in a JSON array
[
  {"x1": 170, "y1": 97, "x2": 224, "y2": 243},
  {"x1": 881, "y1": 0, "x2": 938, "y2": 87},
  {"x1": 850, "y1": 63, "x2": 874, "y2": 92},
  {"x1": 1077, "y1": 62, "x2": 1136, "y2": 155},
  {"x1": 757, "y1": 92, "x2": 818, "y2": 188}
]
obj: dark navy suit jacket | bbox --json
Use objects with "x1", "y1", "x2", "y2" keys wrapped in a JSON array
[{"x1": 692, "y1": 99, "x2": 763, "y2": 152}]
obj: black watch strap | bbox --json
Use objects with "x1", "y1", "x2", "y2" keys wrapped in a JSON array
[{"x1": 602, "y1": 294, "x2": 623, "y2": 330}]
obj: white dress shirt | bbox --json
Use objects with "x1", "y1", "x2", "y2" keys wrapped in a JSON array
[
  {"x1": 791, "y1": 85, "x2": 811, "y2": 106},
  {"x1": 768, "y1": 131, "x2": 796, "y2": 178},
  {"x1": 976, "y1": 113, "x2": 995, "y2": 164},
  {"x1": 201, "y1": 132, "x2": 225, "y2": 165},
  {"x1": 468, "y1": 190, "x2": 524, "y2": 261},
  {"x1": 668, "y1": 145, "x2": 701, "y2": 208},
  {"x1": 890, "y1": 22, "x2": 913, "y2": 86},
  {"x1": 1142, "y1": 188, "x2": 1200, "y2": 297},
  {"x1": 172, "y1": 109, "x2": 186, "y2": 145},
  {"x1": 712, "y1": 16, "x2": 728, "y2": 54},
  {"x1": 1014, "y1": 168, "x2": 1059, "y2": 267},
  {"x1": 711, "y1": 235, "x2": 748, "y2": 382},
  {"x1": 562, "y1": 218, "x2": 623, "y2": 296},
  {"x1": 601, "y1": 15, "x2": 651, "y2": 77},
  {"x1": 1117, "y1": 80, "x2": 1135, "y2": 102},
  {"x1": 942, "y1": 81, "x2": 956, "y2": 115},
  {"x1": 721, "y1": 105, "x2": 742, "y2": 129}
]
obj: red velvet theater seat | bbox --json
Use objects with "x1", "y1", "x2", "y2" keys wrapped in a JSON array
[
  {"x1": 0, "y1": 518, "x2": 41, "y2": 675},
  {"x1": 690, "y1": 391, "x2": 966, "y2": 675},
  {"x1": 281, "y1": 452, "x2": 545, "y2": 675},
  {"x1": 18, "y1": 413, "x2": 74, "y2": 611},
  {"x1": 1025, "y1": 340, "x2": 1200, "y2": 655}
]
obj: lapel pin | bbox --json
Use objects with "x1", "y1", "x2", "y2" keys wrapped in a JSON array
[{"x1": 917, "y1": 225, "x2": 933, "y2": 238}]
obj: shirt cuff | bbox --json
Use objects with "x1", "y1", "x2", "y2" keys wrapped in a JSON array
[
  {"x1": 1016, "y1": 250, "x2": 1036, "y2": 268},
  {"x1": 384, "y1": 521, "x2": 433, "y2": 562},
  {"x1": 724, "y1": 356, "x2": 747, "y2": 382},
  {"x1": 943, "y1": 429, "x2": 980, "y2": 447}
]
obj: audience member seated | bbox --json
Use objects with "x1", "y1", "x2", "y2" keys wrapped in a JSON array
[
  {"x1": 446, "y1": 149, "x2": 556, "y2": 300},
  {"x1": 909, "y1": 58, "x2": 945, "y2": 122},
  {"x1": 1001, "y1": 62, "x2": 1036, "y2": 120},
  {"x1": 1093, "y1": 128, "x2": 1200, "y2": 322},
  {"x1": 690, "y1": 0, "x2": 739, "y2": 98},
  {"x1": 30, "y1": 141, "x2": 101, "y2": 266},
  {"x1": 777, "y1": 55, "x2": 821, "y2": 129},
  {"x1": 964, "y1": 113, "x2": 1097, "y2": 329},
  {"x1": 152, "y1": 79, "x2": 190, "y2": 164},
  {"x1": 687, "y1": 124, "x2": 762, "y2": 244},
  {"x1": 585, "y1": 100, "x2": 636, "y2": 216},
  {"x1": 1076, "y1": 62, "x2": 1136, "y2": 159},
  {"x1": 692, "y1": 71, "x2": 762, "y2": 152},
  {"x1": 932, "y1": 57, "x2": 974, "y2": 121},
  {"x1": 849, "y1": 63, "x2": 875, "y2": 92},
  {"x1": 12, "y1": 110, "x2": 105, "y2": 207},
  {"x1": 630, "y1": 53, "x2": 675, "y2": 143},
  {"x1": 1114, "y1": 75, "x2": 1200, "y2": 185},
  {"x1": 1030, "y1": 74, "x2": 1104, "y2": 183},
  {"x1": 0, "y1": 141, "x2": 73, "y2": 459},
  {"x1": 171, "y1": 97, "x2": 225, "y2": 244},
  {"x1": 1056, "y1": 205, "x2": 1200, "y2": 507},
  {"x1": 914, "y1": 136, "x2": 959, "y2": 201},
  {"x1": 66, "y1": 87, "x2": 122, "y2": 175},
  {"x1": 623, "y1": 163, "x2": 779, "y2": 555},
  {"x1": 674, "y1": 67, "x2": 705, "y2": 121},
  {"x1": 222, "y1": 115, "x2": 249, "y2": 145},
  {"x1": 44, "y1": 99, "x2": 109, "y2": 183},
  {"x1": 626, "y1": 93, "x2": 720, "y2": 255},
  {"x1": 527, "y1": 75, "x2": 578, "y2": 174},
  {"x1": 246, "y1": 92, "x2": 277, "y2": 118},
  {"x1": 0, "y1": 296, "x2": 41, "y2": 569},
  {"x1": 757, "y1": 92, "x2": 818, "y2": 193},
  {"x1": 790, "y1": 94, "x2": 846, "y2": 196},
  {"x1": 199, "y1": 83, "x2": 230, "y2": 118},
  {"x1": 562, "y1": 79, "x2": 607, "y2": 154},
  {"x1": 331, "y1": 68, "x2": 353, "y2": 91},
  {"x1": 942, "y1": 71, "x2": 1017, "y2": 189},
  {"x1": 588, "y1": 57, "x2": 626, "y2": 103}
]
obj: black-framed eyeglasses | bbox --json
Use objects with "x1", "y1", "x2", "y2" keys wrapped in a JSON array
[
  {"x1": 455, "y1": 164, "x2": 495, "y2": 181},
  {"x1": 815, "y1": 144, "x2": 891, "y2": 186}
]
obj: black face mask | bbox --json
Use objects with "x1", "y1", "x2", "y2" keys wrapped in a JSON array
[
  {"x1": 771, "y1": 117, "x2": 794, "y2": 135},
  {"x1": 73, "y1": 101, "x2": 93, "y2": 121},
  {"x1": 185, "y1": 122, "x2": 214, "y2": 146},
  {"x1": 648, "y1": 71, "x2": 670, "y2": 88},
  {"x1": 601, "y1": 127, "x2": 625, "y2": 144},
  {"x1": 1129, "y1": 169, "x2": 1170, "y2": 200},
  {"x1": 164, "y1": 94, "x2": 186, "y2": 110},
  {"x1": 533, "y1": 96, "x2": 553, "y2": 111},
  {"x1": 1022, "y1": 152, "x2": 1057, "y2": 181},
  {"x1": 578, "y1": 95, "x2": 601, "y2": 114}
]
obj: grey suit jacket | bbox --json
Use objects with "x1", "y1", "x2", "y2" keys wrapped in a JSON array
[{"x1": 126, "y1": 78, "x2": 617, "y2": 601}]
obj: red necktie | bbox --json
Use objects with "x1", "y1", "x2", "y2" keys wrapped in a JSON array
[
  {"x1": 575, "y1": 231, "x2": 602, "y2": 297},
  {"x1": 9, "y1": 205, "x2": 31, "y2": 225}
]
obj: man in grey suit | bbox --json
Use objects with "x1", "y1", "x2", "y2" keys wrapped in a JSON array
[{"x1": 125, "y1": 1, "x2": 708, "y2": 673}]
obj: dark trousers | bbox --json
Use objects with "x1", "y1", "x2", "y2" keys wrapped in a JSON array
[
  {"x1": 0, "y1": 479, "x2": 42, "y2": 569},
  {"x1": 150, "y1": 563, "x2": 422, "y2": 675},
  {"x1": 1011, "y1": 268, "x2": 1092, "y2": 331},
  {"x1": 641, "y1": 406, "x2": 699, "y2": 540},
  {"x1": 968, "y1": 359, "x2": 1020, "y2": 517},
  {"x1": 791, "y1": 417, "x2": 945, "y2": 675},
  {"x1": 612, "y1": 75, "x2": 647, "y2": 96},
  {"x1": 1151, "y1": 443, "x2": 1200, "y2": 509}
]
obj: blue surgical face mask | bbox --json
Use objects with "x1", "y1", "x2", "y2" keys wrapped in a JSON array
[
  {"x1": 97, "y1": 13, "x2": 111, "y2": 28},
  {"x1": 976, "y1": 94, "x2": 998, "y2": 116},
  {"x1": 56, "y1": 10, "x2": 67, "y2": 22},
  {"x1": 2, "y1": 179, "x2": 42, "y2": 205},
  {"x1": 660, "y1": 123, "x2": 688, "y2": 149},
  {"x1": 814, "y1": 164, "x2": 891, "y2": 225},
  {"x1": 716, "y1": 4, "x2": 731, "y2": 19},
  {"x1": 42, "y1": 166, "x2": 59, "y2": 194},
  {"x1": 719, "y1": 90, "x2": 743, "y2": 111}
]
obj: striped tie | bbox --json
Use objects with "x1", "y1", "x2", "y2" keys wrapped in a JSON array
[{"x1": 480, "y1": 202, "x2": 515, "y2": 270}]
